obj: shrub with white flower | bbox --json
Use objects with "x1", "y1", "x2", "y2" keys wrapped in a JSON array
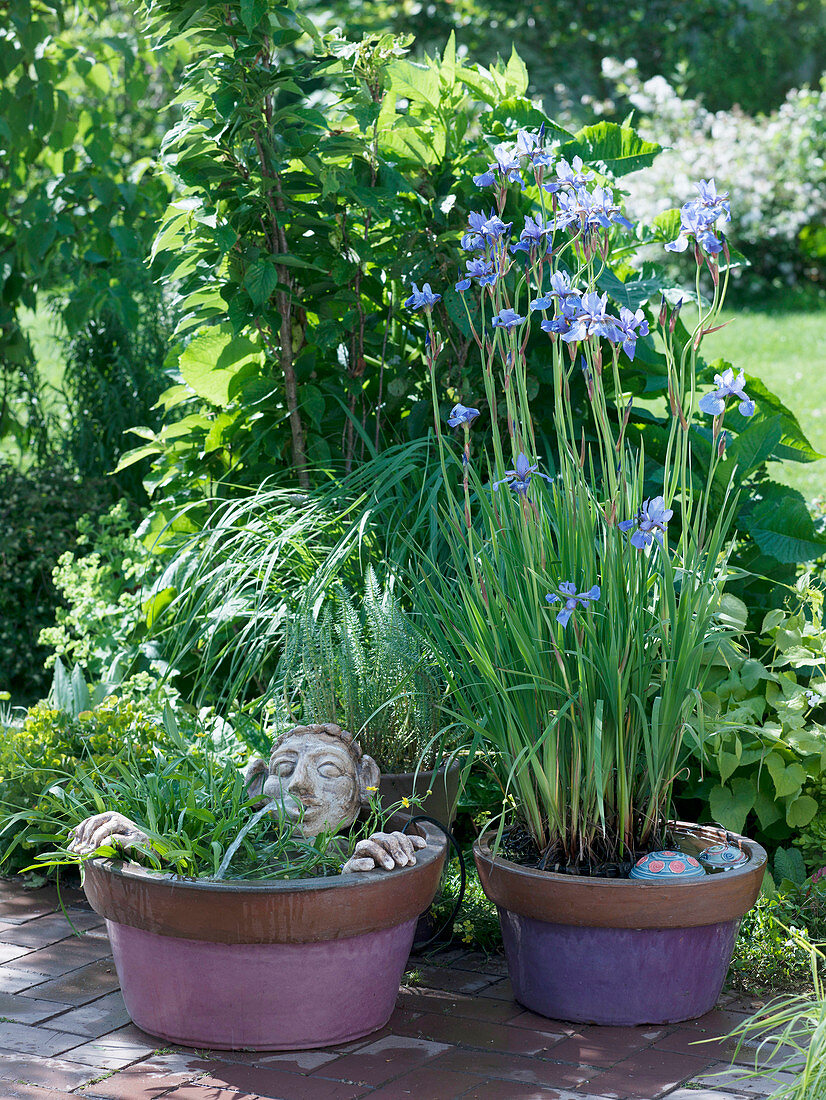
[{"x1": 601, "y1": 58, "x2": 826, "y2": 282}]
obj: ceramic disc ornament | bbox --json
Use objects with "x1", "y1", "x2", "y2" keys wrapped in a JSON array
[
  {"x1": 698, "y1": 843, "x2": 749, "y2": 872},
  {"x1": 629, "y1": 850, "x2": 706, "y2": 881}
]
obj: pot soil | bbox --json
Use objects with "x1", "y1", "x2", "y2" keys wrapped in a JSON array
[
  {"x1": 474, "y1": 820, "x2": 766, "y2": 1026},
  {"x1": 379, "y1": 758, "x2": 461, "y2": 827},
  {"x1": 81, "y1": 820, "x2": 446, "y2": 1050}
]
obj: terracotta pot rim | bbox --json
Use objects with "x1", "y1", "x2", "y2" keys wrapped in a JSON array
[
  {"x1": 82, "y1": 819, "x2": 447, "y2": 944},
  {"x1": 473, "y1": 820, "x2": 767, "y2": 929},
  {"x1": 85, "y1": 818, "x2": 444, "y2": 895}
]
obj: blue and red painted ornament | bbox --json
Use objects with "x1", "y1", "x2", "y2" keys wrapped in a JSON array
[
  {"x1": 629, "y1": 850, "x2": 706, "y2": 881},
  {"x1": 698, "y1": 843, "x2": 749, "y2": 872}
]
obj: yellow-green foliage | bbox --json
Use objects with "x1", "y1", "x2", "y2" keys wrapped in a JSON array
[{"x1": 0, "y1": 689, "x2": 166, "y2": 870}]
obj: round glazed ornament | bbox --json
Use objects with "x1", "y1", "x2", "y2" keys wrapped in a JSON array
[
  {"x1": 629, "y1": 850, "x2": 706, "y2": 882},
  {"x1": 698, "y1": 843, "x2": 749, "y2": 872}
]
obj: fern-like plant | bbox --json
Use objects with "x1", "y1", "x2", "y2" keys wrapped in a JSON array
[{"x1": 279, "y1": 569, "x2": 445, "y2": 773}]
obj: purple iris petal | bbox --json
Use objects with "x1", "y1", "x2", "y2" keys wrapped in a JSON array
[
  {"x1": 545, "y1": 582, "x2": 600, "y2": 628},
  {"x1": 404, "y1": 282, "x2": 441, "y2": 312},
  {"x1": 620, "y1": 496, "x2": 673, "y2": 550},
  {"x1": 447, "y1": 403, "x2": 481, "y2": 428},
  {"x1": 699, "y1": 368, "x2": 755, "y2": 418},
  {"x1": 492, "y1": 308, "x2": 526, "y2": 329}
]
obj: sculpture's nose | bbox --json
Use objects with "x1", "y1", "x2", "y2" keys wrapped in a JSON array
[{"x1": 287, "y1": 756, "x2": 314, "y2": 799}]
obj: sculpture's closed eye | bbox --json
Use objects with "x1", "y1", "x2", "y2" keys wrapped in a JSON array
[
  {"x1": 273, "y1": 760, "x2": 295, "y2": 777},
  {"x1": 318, "y1": 761, "x2": 345, "y2": 778}
]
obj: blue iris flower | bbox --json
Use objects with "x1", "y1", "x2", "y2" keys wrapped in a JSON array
[
  {"x1": 618, "y1": 496, "x2": 673, "y2": 549},
  {"x1": 403, "y1": 282, "x2": 441, "y2": 312},
  {"x1": 665, "y1": 199, "x2": 725, "y2": 255},
  {"x1": 447, "y1": 403, "x2": 481, "y2": 427},
  {"x1": 546, "y1": 582, "x2": 601, "y2": 628},
  {"x1": 614, "y1": 307, "x2": 650, "y2": 361},
  {"x1": 698, "y1": 368, "x2": 755, "y2": 417},
  {"x1": 492, "y1": 452, "x2": 552, "y2": 499},
  {"x1": 561, "y1": 292, "x2": 620, "y2": 344},
  {"x1": 492, "y1": 308, "x2": 525, "y2": 329},
  {"x1": 510, "y1": 215, "x2": 555, "y2": 255}
]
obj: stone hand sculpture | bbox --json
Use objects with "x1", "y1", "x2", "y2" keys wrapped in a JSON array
[
  {"x1": 68, "y1": 811, "x2": 152, "y2": 857},
  {"x1": 67, "y1": 722, "x2": 426, "y2": 875}
]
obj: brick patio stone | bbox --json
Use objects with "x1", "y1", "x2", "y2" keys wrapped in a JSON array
[
  {"x1": 41, "y1": 989, "x2": 131, "y2": 1038},
  {"x1": 364, "y1": 1064, "x2": 487, "y2": 1097},
  {"x1": 0, "y1": 1018, "x2": 87, "y2": 1057},
  {"x1": 308, "y1": 1033, "x2": 452, "y2": 1087},
  {"x1": 0, "y1": 1048, "x2": 102, "y2": 1090},
  {"x1": 9, "y1": 936, "x2": 113, "y2": 978},
  {"x1": 17, "y1": 957, "x2": 121, "y2": 1005}
]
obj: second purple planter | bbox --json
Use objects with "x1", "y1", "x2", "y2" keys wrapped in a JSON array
[{"x1": 475, "y1": 821, "x2": 766, "y2": 1026}]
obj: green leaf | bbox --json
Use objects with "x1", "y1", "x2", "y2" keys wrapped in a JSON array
[
  {"x1": 766, "y1": 753, "x2": 806, "y2": 798},
  {"x1": 597, "y1": 269, "x2": 660, "y2": 312},
  {"x1": 709, "y1": 778, "x2": 755, "y2": 833},
  {"x1": 179, "y1": 326, "x2": 262, "y2": 408},
  {"x1": 487, "y1": 98, "x2": 572, "y2": 144},
  {"x1": 243, "y1": 262, "x2": 279, "y2": 307},
  {"x1": 726, "y1": 416, "x2": 783, "y2": 482},
  {"x1": 388, "y1": 59, "x2": 440, "y2": 109},
  {"x1": 240, "y1": 0, "x2": 267, "y2": 31},
  {"x1": 742, "y1": 482, "x2": 826, "y2": 564},
  {"x1": 717, "y1": 594, "x2": 748, "y2": 633},
  {"x1": 744, "y1": 376, "x2": 822, "y2": 463},
  {"x1": 786, "y1": 794, "x2": 818, "y2": 828},
  {"x1": 649, "y1": 208, "x2": 681, "y2": 243},
  {"x1": 774, "y1": 846, "x2": 807, "y2": 885},
  {"x1": 562, "y1": 122, "x2": 662, "y2": 177},
  {"x1": 504, "y1": 46, "x2": 529, "y2": 97},
  {"x1": 143, "y1": 587, "x2": 176, "y2": 629},
  {"x1": 761, "y1": 608, "x2": 786, "y2": 633}
]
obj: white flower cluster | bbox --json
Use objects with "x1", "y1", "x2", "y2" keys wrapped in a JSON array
[{"x1": 600, "y1": 58, "x2": 826, "y2": 276}]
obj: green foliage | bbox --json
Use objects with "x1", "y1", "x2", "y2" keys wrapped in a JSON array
[
  {"x1": 279, "y1": 568, "x2": 445, "y2": 772},
  {"x1": 0, "y1": 0, "x2": 182, "y2": 458},
  {"x1": 1, "y1": 698, "x2": 397, "y2": 881},
  {"x1": 60, "y1": 292, "x2": 172, "y2": 500},
  {"x1": 0, "y1": 678, "x2": 177, "y2": 871},
  {"x1": 728, "y1": 936, "x2": 826, "y2": 1098},
  {"x1": 729, "y1": 886, "x2": 825, "y2": 994},
  {"x1": 302, "y1": 0, "x2": 826, "y2": 118},
  {"x1": 119, "y1": 12, "x2": 555, "y2": 523},
  {"x1": 431, "y1": 859, "x2": 502, "y2": 952},
  {"x1": 681, "y1": 574, "x2": 826, "y2": 845},
  {"x1": 37, "y1": 502, "x2": 165, "y2": 684},
  {"x1": 0, "y1": 461, "x2": 110, "y2": 704}
]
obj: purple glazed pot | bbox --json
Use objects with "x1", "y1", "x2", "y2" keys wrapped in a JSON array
[
  {"x1": 82, "y1": 820, "x2": 445, "y2": 1050},
  {"x1": 474, "y1": 821, "x2": 766, "y2": 1026}
]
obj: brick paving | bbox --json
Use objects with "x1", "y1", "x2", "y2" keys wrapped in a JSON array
[{"x1": 0, "y1": 878, "x2": 789, "y2": 1100}]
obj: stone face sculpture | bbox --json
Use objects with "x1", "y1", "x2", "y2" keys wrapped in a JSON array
[{"x1": 67, "y1": 722, "x2": 426, "y2": 875}]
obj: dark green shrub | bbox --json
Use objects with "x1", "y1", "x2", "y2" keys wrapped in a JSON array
[
  {"x1": 60, "y1": 291, "x2": 171, "y2": 502},
  {"x1": 0, "y1": 462, "x2": 109, "y2": 705}
]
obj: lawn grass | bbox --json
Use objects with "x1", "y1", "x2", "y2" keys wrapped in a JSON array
[{"x1": 703, "y1": 288, "x2": 826, "y2": 501}]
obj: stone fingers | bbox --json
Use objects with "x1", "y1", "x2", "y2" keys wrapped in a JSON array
[{"x1": 341, "y1": 856, "x2": 376, "y2": 874}]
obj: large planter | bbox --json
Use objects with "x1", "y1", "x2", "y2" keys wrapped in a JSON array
[
  {"x1": 474, "y1": 821, "x2": 766, "y2": 1027},
  {"x1": 82, "y1": 820, "x2": 446, "y2": 1050},
  {"x1": 379, "y1": 758, "x2": 461, "y2": 827}
]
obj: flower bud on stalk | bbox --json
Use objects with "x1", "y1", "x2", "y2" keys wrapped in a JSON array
[
  {"x1": 694, "y1": 241, "x2": 703, "y2": 267},
  {"x1": 708, "y1": 255, "x2": 719, "y2": 287},
  {"x1": 658, "y1": 295, "x2": 668, "y2": 328},
  {"x1": 668, "y1": 298, "x2": 683, "y2": 334},
  {"x1": 717, "y1": 430, "x2": 728, "y2": 459}
]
